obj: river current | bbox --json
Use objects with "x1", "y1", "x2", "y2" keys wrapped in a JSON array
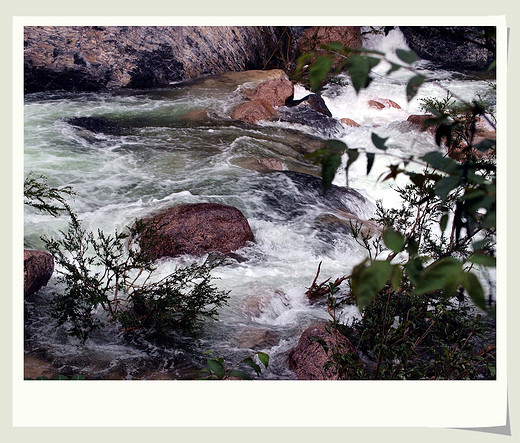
[{"x1": 23, "y1": 29, "x2": 496, "y2": 379}]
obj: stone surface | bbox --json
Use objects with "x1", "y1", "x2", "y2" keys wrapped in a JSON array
[
  {"x1": 24, "y1": 249, "x2": 54, "y2": 298},
  {"x1": 377, "y1": 98, "x2": 402, "y2": 109},
  {"x1": 399, "y1": 26, "x2": 496, "y2": 71},
  {"x1": 368, "y1": 100, "x2": 385, "y2": 110},
  {"x1": 407, "y1": 114, "x2": 436, "y2": 134},
  {"x1": 231, "y1": 99, "x2": 277, "y2": 123},
  {"x1": 295, "y1": 26, "x2": 362, "y2": 68},
  {"x1": 24, "y1": 26, "x2": 285, "y2": 92},
  {"x1": 340, "y1": 118, "x2": 361, "y2": 127},
  {"x1": 139, "y1": 203, "x2": 255, "y2": 260},
  {"x1": 289, "y1": 323, "x2": 357, "y2": 380},
  {"x1": 244, "y1": 78, "x2": 294, "y2": 107}
]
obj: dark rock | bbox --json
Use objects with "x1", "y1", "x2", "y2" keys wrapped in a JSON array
[
  {"x1": 24, "y1": 249, "x2": 54, "y2": 298},
  {"x1": 288, "y1": 323, "x2": 357, "y2": 380},
  {"x1": 139, "y1": 203, "x2": 255, "y2": 260},
  {"x1": 287, "y1": 93, "x2": 332, "y2": 117},
  {"x1": 399, "y1": 26, "x2": 496, "y2": 71},
  {"x1": 24, "y1": 26, "x2": 285, "y2": 93},
  {"x1": 66, "y1": 116, "x2": 123, "y2": 135},
  {"x1": 277, "y1": 105, "x2": 342, "y2": 137}
]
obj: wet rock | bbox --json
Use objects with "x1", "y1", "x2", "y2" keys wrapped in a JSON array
[
  {"x1": 288, "y1": 323, "x2": 357, "y2": 380},
  {"x1": 66, "y1": 116, "x2": 123, "y2": 135},
  {"x1": 340, "y1": 118, "x2": 361, "y2": 127},
  {"x1": 24, "y1": 26, "x2": 285, "y2": 92},
  {"x1": 288, "y1": 93, "x2": 332, "y2": 117},
  {"x1": 277, "y1": 106, "x2": 343, "y2": 137},
  {"x1": 199, "y1": 69, "x2": 289, "y2": 92},
  {"x1": 368, "y1": 100, "x2": 385, "y2": 110},
  {"x1": 24, "y1": 355, "x2": 56, "y2": 379},
  {"x1": 400, "y1": 26, "x2": 496, "y2": 71},
  {"x1": 407, "y1": 114, "x2": 436, "y2": 134},
  {"x1": 231, "y1": 99, "x2": 277, "y2": 123},
  {"x1": 234, "y1": 157, "x2": 287, "y2": 173},
  {"x1": 374, "y1": 98, "x2": 402, "y2": 109},
  {"x1": 24, "y1": 249, "x2": 54, "y2": 298},
  {"x1": 235, "y1": 327, "x2": 279, "y2": 350},
  {"x1": 244, "y1": 78, "x2": 294, "y2": 107},
  {"x1": 139, "y1": 203, "x2": 255, "y2": 260},
  {"x1": 295, "y1": 26, "x2": 362, "y2": 68}
]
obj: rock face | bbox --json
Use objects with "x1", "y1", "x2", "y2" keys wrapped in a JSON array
[
  {"x1": 244, "y1": 78, "x2": 294, "y2": 107},
  {"x1": 139, "y1": 203, "x2": 255, "y2": 260},
  {"x1": 289, "y1": 323, "x2": 356, "y2": 380},
  {"x1": 399, "y1": 26, "x2": 496, "y2": 71},
  {"x1": 24, "y1": 249, "x2": 54, "y2": 298},
  {"x1": 231, "y1": 99, "x2": 277, "y2": 123},
  {"x1": 24, "y1": 26, "x2": 284, "y2": 93},
  {"x1": 295, "y1": 26, "x2": 362, "y2": 67}
]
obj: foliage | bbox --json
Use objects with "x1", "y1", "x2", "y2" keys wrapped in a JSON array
[
  {"x1": 24, "y1": 173, "x2": 74, "y2": 217},
  {"x1": 41, "y1": 212, "x2": 230, "y2": 342},
  {"x1": 197, "y1": 351, "x2": 270, "y2": 380},
  {"x1": 300, "y1": 36, "x2": 496, "y2": 379}
]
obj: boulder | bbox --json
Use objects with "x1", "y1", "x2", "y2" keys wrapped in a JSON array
[
  {"x1": 244, "y1": 78, "x2": 294, "y2": 107},
  {"x1": 24, "y1": 26, "x2": 285, "y2": 93},
  {"x1": 288, "y1": 93, "x2": 332, "y2": 117},
  {"x1": 139, "y1": 203, "x2": 255, "y2": 260},
  {"x1": 378, "y1": 98, "x2": 402, "y2": 109},
  {"x1": 24, "y1": 249, "x2": 54, "y2": 298},
  {"x1": 399, "y1": 26, "x2": 496, "y2": 71},
  {"x1": 289, "y1": 323, "x2": 357, "y2": 380},
  {"x1": 340, "y1": 118, "x2": 361, "y2": 127},
  {"x1": 231, "y1": 99, "x2": 277, "y2": 123}
]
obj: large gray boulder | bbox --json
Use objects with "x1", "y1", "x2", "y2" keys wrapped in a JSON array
[
  {"x1": 24, "y1": 26, "x2": 283, "y2": 93},
  {"x1": 399, "y1": 26, "x2": 496, "y2": 71}
]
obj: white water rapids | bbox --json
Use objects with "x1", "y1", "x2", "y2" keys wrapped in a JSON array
[{"x1": 23, "y1": 28, "x2": 496, "y2": 379}]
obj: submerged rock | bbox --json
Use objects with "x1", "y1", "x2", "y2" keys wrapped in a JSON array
[
  {"x1": 139, "y1": 203, "x2": 255, "y2": 260},
  {"x1": 288, "y1": 323, "x2": 357, "y2": 380},
  {"x1": 24, "y1": 249, "x2": 54, "y2": 298}
]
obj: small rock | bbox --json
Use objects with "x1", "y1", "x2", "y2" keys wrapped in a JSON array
[
  {"x1": 368, "y1": 100, "x2": 385, "y2": 110},
  {"x1": 378, "y1": 98, "x2": 402, "y2": 109},
  {"x1": 340, "y1": 118, "x2": 361, "y2": 127},
  {"x1": 407, "y1": 114, "x2": 437, "y2": 134}
]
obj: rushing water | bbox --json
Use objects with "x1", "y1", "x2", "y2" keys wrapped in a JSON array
[{"x1": 23, "y1": 29, "x2": 496, "y2": 379}]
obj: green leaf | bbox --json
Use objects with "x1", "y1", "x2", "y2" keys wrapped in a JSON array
[
  {"x1": 321, "y1": 42, "x2": 345, "y2": 52},
  {"x1": 241, "y1": 357, "x2": 262, "y2": 376},
  {"x1": 395, "y1": 49, "x2": 419, "y2": 64},
  {"x1": 407, "y1": 172, "x2": 426, "y2": 188},
  {"x1": 467, "y1": 254, "x2": 496, "y2": 267},
  {"x1": 473, "y1": 138, "x2": 496, "y2": 152},
  {"x1": 406, "y1": 75, "x2": 425, "y2": 101},
  {"x1": 390, "y1": 264, "x2": 403, "y2": 290},
  {"x1": 348, "y1": 55, "x2": 380, "y2": 93},
  {"x1": 387, "y1": 63, "x2": 401, "y2": 75},
  {"x1": 371, "y1": 133, "x2": 389, "y2": 151},
  {"x1": 309, "y1": 56, "x2": 334, "y2": 91},
  {"x1": 346, "y1": 148, "x2": 360, "y2": 170},
  {"x1": 351, "y1": 260, "x2": 393, "y2": 310},
  {"x1": 53, "y1": 375, "x2": 68, "y2": 380},
  {"x1": 207, "y1": 358, "x2": 225, "y2": 379},
  {"x1": 322, "y1": 152, "x2": 342, "y2": 193},
  {"x1": 421, "y1": 151, "x2": 458, "y2": 173},
  {"x1": 462, "y1": 272, "x2": 487, "y2": 311},
  {"x1": 324, "y1": 139, "x2": 348, "y2": 154},
  {"x1": 487, "y1": 60, "x2": 496, "y2": 71},
  {"x1": 383, "y1": 226, "x2": 405, "y2": 253},
  {"x1": 366, "y1": 152, "x2": 375, "y2": 175},
  {"x1": 434, "y1": 175, "x2": 461, "y2": 199},
  {"x1": 257, "y1": 352, "x2": 270, "y2": 369},
  {"x1": 414, "y1": 257, "x2": 463, "y2": 295}
]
